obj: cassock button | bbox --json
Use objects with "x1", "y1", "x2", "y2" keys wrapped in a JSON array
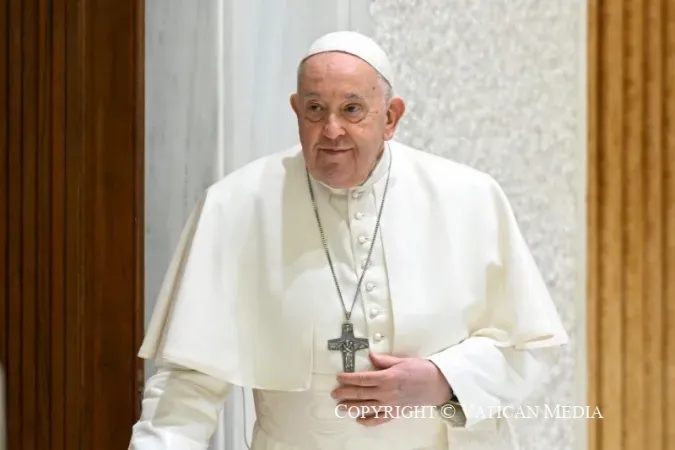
[
  {"x1": 361, "y1": 259, "x2": 371, "y2": 270},
  {"x1": 358, "y1": 236, "x2": 369, "y2": 244},
  {"x1": 354, "y1": 212, "x2": 364, "y2": 220},
  {"x1": 366, "y1": 282, "x2": 376, "y2": 291},
  {"x1": 352, "y1": 190, "x2": 362, "y2": 199},
  {"x1": 373, "y1": 333, "x2": 383, "y2": 342},
  {"x1": 369, "y1": 307, "x2": 379, "y2": 318}
]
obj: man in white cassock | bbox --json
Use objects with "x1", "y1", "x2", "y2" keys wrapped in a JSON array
[{"x1": 129, "y1": 31, "x2": 568, "y2": 450}]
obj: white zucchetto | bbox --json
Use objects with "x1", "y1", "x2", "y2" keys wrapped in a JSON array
[{"x1": 301, "y1": 31, "x2": 395, "y2": 89}]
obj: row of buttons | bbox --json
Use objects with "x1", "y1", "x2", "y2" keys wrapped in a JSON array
[
  {"x1": 362, "y1": 261, "x2": 381, "y2": 337},
  {"x1": 350, "y1": 189, "x2": 384, "y2": 344}
]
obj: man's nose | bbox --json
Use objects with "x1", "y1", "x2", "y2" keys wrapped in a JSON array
[{"x1": 322, "y1": 115, "x2": 345, "y2": 140}]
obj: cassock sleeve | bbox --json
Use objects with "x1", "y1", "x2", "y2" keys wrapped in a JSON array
[
  {"x1": 425, "y1": 176, "x2": 568, "y2": 429},
  {"x1": 128, "y1": 363, "x2": 232, "y2": 449}
]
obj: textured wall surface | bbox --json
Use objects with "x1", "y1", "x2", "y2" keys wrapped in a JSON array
[{"x1": 370, "y1": 1, "x2": 585, "y2": 449}]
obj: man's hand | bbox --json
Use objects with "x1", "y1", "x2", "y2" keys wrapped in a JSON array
[{"x1": 331, "y1": 352, "x2": 452, "y2": 427}]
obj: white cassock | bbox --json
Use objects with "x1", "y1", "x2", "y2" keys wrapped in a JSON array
[{"x1": 128, "y1": 140, "x2": 568, "y2": 450}]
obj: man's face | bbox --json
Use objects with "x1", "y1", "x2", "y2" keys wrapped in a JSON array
[{"x1": 290, "y1": 52, "x2": 404, "y2": 189}]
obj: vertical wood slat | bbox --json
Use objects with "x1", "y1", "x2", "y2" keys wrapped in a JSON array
[
  {"x1": 64, "y1": 0, "x2": 84, "y2": 446},
  {"x1": 588, "y1": 0, "x2": 674, "y2": 449},
  {"x1": 36, "y1": 0, "x2": 53, "y2": 447},
  {"x1": 599, "y1": 0, "x2": 624, "y2": 448},
  {"x1": 7, "y1": 0, "x2": 23, "y2": 448},
  {"x1": 51, "y1": 0, "x2": 66, "y2": 447},
  {"x1": 623, "y1": 0, "x2": 645, "y2": 448},
  {"x1": 0, "y1": 0, "x2": 8, "y2": 393},
  {"x1": 586, "y1": 0, "x2": 599, "y2": 449},
  {"x1": 664, "y1": 0, "x2": 675, "y2": 446},
  {"x1": 21, "y1": 0, "x2": 38, "y2": 446},
  {"x1": 644, "y1": 0, "x2": 664, "y2": 448}
]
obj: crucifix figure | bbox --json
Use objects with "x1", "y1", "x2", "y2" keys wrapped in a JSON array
[{"x1": 328, "y1": 322, "x2": 369, "y2": 372}]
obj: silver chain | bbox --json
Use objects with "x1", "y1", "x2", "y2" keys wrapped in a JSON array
[{"x1": 305, "y1": 147, "x2": 392, "y2": 321}]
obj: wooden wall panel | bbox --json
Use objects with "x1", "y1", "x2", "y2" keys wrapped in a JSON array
[
  {"x1": 0, "y1": 1, "x2": 6, "y2": 419},
  {"x1": 666, "y1": 0, "x2": 675, "y2": 444},
  {"x1": 0, "y1": 0, "x2": 144, "y2": 449},
  {"x1": 588, "y1": 0, "x2": 675, "y2": 449}
]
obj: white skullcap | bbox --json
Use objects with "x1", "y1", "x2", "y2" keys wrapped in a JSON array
[{"x1": 301, "y1": 31, "x2": 394, "y2": 88}]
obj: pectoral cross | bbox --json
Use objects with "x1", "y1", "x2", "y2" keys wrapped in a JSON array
[{"x1": 328, "y1": 322, "x2": 369, "y2": 372}]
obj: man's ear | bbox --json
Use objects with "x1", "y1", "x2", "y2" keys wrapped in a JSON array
[
  {"x1": 383, "y1": 97, "x2": 405, "y2": 140},
  {"x1": 290, "y1": 93, "x2": 300, "y2": 117}
]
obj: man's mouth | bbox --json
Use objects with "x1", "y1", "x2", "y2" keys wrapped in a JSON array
[{"x1": 319, "y1": 147, "x2": 351, "y2": 153}]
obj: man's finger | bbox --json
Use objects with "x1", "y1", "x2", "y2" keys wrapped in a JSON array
[
  {"x1": 369, "y1": 352, "x2": 403, "y2": 369},
  {"x1": 331, "y1": 386, "x2": 383, "y2": 401},
  {"x1": 336, "y1": 370, "x2": 387, "y2": 387}
]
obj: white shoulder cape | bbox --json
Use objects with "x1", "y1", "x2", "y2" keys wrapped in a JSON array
[{"x1": 139, "y1": 140, "x2": 568, "y2": 391}]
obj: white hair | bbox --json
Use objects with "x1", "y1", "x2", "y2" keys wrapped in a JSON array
[{"x1": 377, "y1": 73, "x2": 394, "y2": 106}]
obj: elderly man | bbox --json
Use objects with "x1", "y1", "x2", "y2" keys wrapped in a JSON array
[{"x1": 129, "y1": 31, "x2": 567, "y2": 450}]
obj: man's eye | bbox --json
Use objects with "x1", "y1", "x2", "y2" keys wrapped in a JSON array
[
  {"x1": 345, "y1": 104, "x2": 361, "y2": 114},
  {"x1": 308, "y1": 104, "x2": 322, "y2": 112}
]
